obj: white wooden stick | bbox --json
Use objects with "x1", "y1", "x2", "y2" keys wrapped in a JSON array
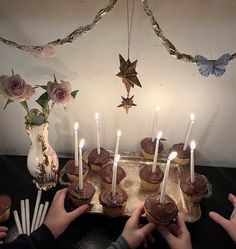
[
  {"x1": 13, "y1": 210, "x2": 23, "y2": 235},
  {"x1": 39, "y1": 201, "x2": 49, "y2": 226},
  {"x1": 20, "y1": 200, "x2": 26, "y2": 234},
  {"x1": 31, "y1": 190, "x2": 42, "y2": 232},
  {"x1": 34, "y1": 204, "x2": 44, "y2": 230},
  {"x1": 25, "y1": 199, "x2": 30, "y2": 235}
]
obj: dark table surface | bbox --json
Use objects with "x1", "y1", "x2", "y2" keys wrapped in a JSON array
[{"x1": 0, "y1": 155, "x2": 236, "y2": 249}]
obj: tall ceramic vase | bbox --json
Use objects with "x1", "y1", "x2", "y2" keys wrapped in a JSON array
[{"x1": 25, "y1": 119, "x2": 59, "y2": 191}]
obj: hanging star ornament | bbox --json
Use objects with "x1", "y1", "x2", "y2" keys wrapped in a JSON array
[
  {"x1": 117, "y1": 95, "x2": 137, "y2": 113},
  {"x1": 116, "y1": 54, "x2": 142, "y2": 93}
]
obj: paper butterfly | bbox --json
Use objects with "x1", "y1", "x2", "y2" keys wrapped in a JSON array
[{"x1": 195, "y1": 54, "x2": 231, "y2": 77}]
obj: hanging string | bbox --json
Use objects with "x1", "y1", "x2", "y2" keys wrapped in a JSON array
[{"x1": 126, "y1": 0, "x2": 136, "y2": 59}]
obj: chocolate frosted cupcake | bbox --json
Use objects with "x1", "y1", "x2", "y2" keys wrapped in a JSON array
[
  {"x1": 100, "y1": 164, "x2": 126, "y2": 189},
  {"x1": 169, "y1": 143, "x2": 190, "y2": 166},
  {"x1": 99, "y1": 187, "x2": 128, "y2": 217},
  {"x1": 144, "y1": 193, "x2": 178, "y2": 226},
  {"x1": 139, "y1": 164, "x2": 164, "y2": 191},
  {"x1": 88, "y1": 147, "x2": 110, "y2": 172},
  {"x1": 64, "y1": 159, "x2": 89, "y2": 183},
  {"x1": 140, "y1": 137, "x2": 164, "y2": 160},
  {"x1": 0, "y1": 194, "x2": 11, "y2": 223},
  {"x1": 180, "y1": 173, "x2": 209, "y2": 202},
  {"x1": 67, "y1": 181, "x2": 96, "y2": 208}
]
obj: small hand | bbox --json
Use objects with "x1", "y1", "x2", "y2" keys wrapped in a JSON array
[
  {"x1": 0, "y1": 226, "x2": 8, "y2": 244},
  {"x1": 158, "y1": 214, "x2": 192, "y2": 249},
  {"x1": 209, "y1": 193, "x2": 236, "y2": 243},
  {"x1": 122, "y1": 204, "x2": 155, "y2": 249},
  {"x1": 44, "y1": 188, "x2": 89, "y2": 239}
]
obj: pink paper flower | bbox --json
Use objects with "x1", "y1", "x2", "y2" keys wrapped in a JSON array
[
  {"x1": 0, "y1": 74, "x2": 35, "y2": 102},
  {"x1": 47, "y1": 80, "x2": 73, "y2": 106}
]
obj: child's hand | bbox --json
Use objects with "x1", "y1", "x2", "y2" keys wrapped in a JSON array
[{"x1": 0, "y1": 226, "x2": 8, "y2": 244}]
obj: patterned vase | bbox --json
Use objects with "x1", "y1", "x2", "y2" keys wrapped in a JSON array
[{"x1": 25, "y1": 116, "x2": 59, "y2": 191}]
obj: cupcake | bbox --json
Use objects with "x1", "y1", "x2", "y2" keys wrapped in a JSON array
[
  {"x1": 99, "y1": 164, "x2": 126, "y2": 189},
  {"x1": 180, "y1": 173, "x2": 209, "y2": 202},
  {"x1": 0, "y1": 194, "x2": 11, "y2": 224},
  {"x1": 144, "y1": 193, "x2": 178, "y2": 226},
  {"x1": 169, "y1": 143, "x2": 190, "y2": 166},
  {"x1": 88, "y1": 147, "x2": 110, "y2": 172},
  {"x1": 64, "y1": 159, "x2": 89, "y2": 183},
  {"x1": 67, "y1": 181, "x2": 96, "y2": 208},
  {"x1": 140, "y1": 137, "x2": 164, "y2": 160},
  {"x1": 139, "y1": 164, "x2": 164, "y2": 191},
  {"x1": 99, "y1": 187, "x2": 128, "y2": 217}
]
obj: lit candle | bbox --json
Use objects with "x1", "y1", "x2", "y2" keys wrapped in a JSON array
[
  {"x1": 183, "y1": 113, "x2": 195, "y2": 151},
  {"x1": 95, "y1": 113, "x2": 101, "y2": 155},
  {"x1": 152, "y1": 131, "x2": 162, "y2": 173},
  {"x1": 79, "y1": 139, "x2": 85, "y2": 190},
  {"x1": 160, "y1": 151, "x2": 177, "y2": 203},
  {"x1": 190, "y1": 141, "x2": 196, "y2": 183},
  {"x1": 114, "y1": 130, "x2": 122, "y2": 158},
  {"x1": 151, "y1": 105, "x2": 161, "y2": 141},
  {"x1": 111, "y1": 154, "x2": 121, "y2": 197},
  {"x1": 74, "y1": 122, "x2": 79, "y2": 167}
]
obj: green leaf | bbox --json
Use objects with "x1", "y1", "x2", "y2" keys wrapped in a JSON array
[
  {"x1": 20, "y1": 101, "x2": 29, "y2": 112},
  {"x1": 3, "y1": 99, "x2": 13, "y2": 110},
  {"x1": 71, "y1": 90, "x2": 79, "y2": 99},
  {"x1": 36, "y1": 92, "x2": 49, "y2": 109},
  {"x1": 35, "y1": 85, "x2": 48, "y2": 90}
]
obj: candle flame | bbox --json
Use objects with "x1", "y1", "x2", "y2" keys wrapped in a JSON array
[
  {"x1": 156, "y1": 105, "x2": 161, "y2": 114},
  {"x1": 74, "y1": 122, "x2": 79, "y2": 130},
  {"x1": 95, "y1": 113, "x2": 99, "y2": 121},
  {"x1": 190, "y1": 140, "x2": 196, "y2": 150},
  {"x1": 79, "y1": 139, "x2": 85, "y2": 149},
  {"x1": 168, "y1": 151, "x2": 177, "y2": 161},
  {"x1": 114, "y1": 154, "x2": 120, "y2": 163},
  {"x1": 190, "y1": 113, "x2": 195, "y2": 121},
  {"x1": 156, "y1": 131, "x2": 162, "y2": 140},
  {"x1": 117, "y1": 130, "x2": 122, "y2": 137}
]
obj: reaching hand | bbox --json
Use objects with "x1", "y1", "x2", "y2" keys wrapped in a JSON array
[
  {"x1": 121, "y1": 204, "x2": 155, "y2": 249},
  {"x1": 44, "y1": 188, "x2": 89, "y2": 239},
  {"x1": 157, "y1": 214, "x2": 192, "y2": 249},
  {"x1": 0, "y1": 226, "x2": 8, "y2": 244},
  {"x1": 209, "y1": 193, "x2": 236, "y2": 243}
]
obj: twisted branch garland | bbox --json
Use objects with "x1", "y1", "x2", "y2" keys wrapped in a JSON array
[{"x1": 0, "y1": 0, "x2": 117, "y2": 58}]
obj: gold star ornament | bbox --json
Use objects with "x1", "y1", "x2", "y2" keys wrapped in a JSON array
[
  {"x1": 117, "y1": 95, "x2": 137, "y2": 113},
  {"x1": 116, "y1": 54, "x2": 142, "y2": 93}
]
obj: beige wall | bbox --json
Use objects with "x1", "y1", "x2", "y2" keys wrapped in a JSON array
[{"x1": 0, "y1": 0, "x2": 236, "y2": 167}]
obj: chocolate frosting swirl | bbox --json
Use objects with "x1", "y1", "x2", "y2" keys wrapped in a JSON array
[
  {"x1": 88, "y1": 147, "x2": 110, "y2": 167},
  {"x1": 64, "y1": 159, "x2": 89, "y2": 175},
  {"x1": 100, "y1": 164, "x2": 126, "y2": 184},
  {"x1": 169, "y1": 143, "x2": 190, "y2": 159},
  {"x1": 0, "y1": 195, "x2": 11, "y2": 214},
  {"x1": 139, "y1": 164, "x2": 164, "y2": 184},
  {"x1": 140, "y1": 137, "x2": 164, "y2": 154},
  {"x1": 180, "y1": 173, "x2": 208, "y2": 196},
  {"x1": 99, "y1": 188, "x2": 128, "y2": 208},
  {"x1": 144, "y1": 193, "x2": 178, "y2": 223},
  {"x1": 68, "y1": 181, "x2": 95, "y2": 201}
]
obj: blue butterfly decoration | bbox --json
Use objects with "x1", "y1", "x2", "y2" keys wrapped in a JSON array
[{"x1": 195, "y1": 54, "x2": 231, "y2": 77}]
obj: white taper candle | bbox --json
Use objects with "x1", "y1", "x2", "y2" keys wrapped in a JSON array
[
  {"x1": 95, "y1": 113, "x2": 101, "y2": 155},
  {"x1": 111, "y1": 155, "x2": 121, "y2": 197},
  {"x1": 39, "y1": 201, "x2": 49, "y2": 226},
  {"x1": 13, "y1": 210, "x2": 23, "y2": 235},
  {"x1": 34, "y1": 204, "x2": 44, "y2": 230},
  {"x1": 183, "y1": 113, "x2": 195, "y2": 151},
  {"x1": 25, "y1": 199, "x2": 30, "y2": 235},
  {"x1": 20, "y1": 200, "x2": 26, "y2": 234},
  {"x1": 152, "y1": 131, "x2": 162, "y2": 173},
  {"x1": 31, "y1": 190, "x2": 42, "y2": 233},
  {"x1": 79, "y1": 139, "x2": 85, "y2": 190},
  {"x1": 190, "y1": 141, "x2": 196, "y2": 183},
  {"x1": 160, "y1": 152, "x2": 177, "y2": 204},
  {"x1": 114, "y1": 130, "x2": 122, "y2": 158},
  {"x1": 74, "y1": 122, "x2": 79, "y2": 167},
  {"x1": 151, "y1": 105, "x2": 160, "y2": 141}
]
